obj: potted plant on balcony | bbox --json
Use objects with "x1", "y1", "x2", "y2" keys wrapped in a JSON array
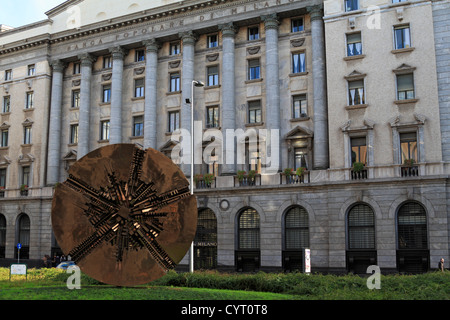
[
  {"x1": 295, "y1": 167, "x2": 306, "y2": 177},
  {"x1": 20, "y1": 184, "x2": 28, "y2": 196},
  {"x1": 403, "y1": 159, "x2": 415, "y2": 167},
  {"x1": 352, "y1": 162, "x2": 365, "y2": 173},
  {"x1": 247, "y1": 170, "x2": 257, "y2": 185},
  {"x1": 283, "y1": 168, "x2": 294, "y2": 184},
  {"x1": 237, "y1": 170, "x2": 246, "y2": 182},
  {"x1": 203, "y1": 173, "x2": 215, "y2": 188}
]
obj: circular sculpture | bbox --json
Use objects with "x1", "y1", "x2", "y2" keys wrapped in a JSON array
[{"x1": 52, "y1": 144, "x2": 197, "y2": 286}]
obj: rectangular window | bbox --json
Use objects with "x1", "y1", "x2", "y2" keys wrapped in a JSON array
[
  {"x1": 248, "y1": 59, "x2": 260, "y2": 80},
  {"x1": 351, "y1": 137, "x2": 367, "y2": 165},
  {"x1": 135, "y1": 49, "x2": 145, "y2": 62},
  {"x1": 25, "y1": 92, "x2": 34, "y2": 109},
  {"x1": 400, "y1": 132, "x2": 417, "y2": 163},
  {"x1": 170, "y1": 42, "x2": 180, "y2": 55},
  {"x1": 1, "y1": 129, "x2": 8, "y2": 147},
  {"x1": 248, "y1": 26, "x2": 259, "y2": 41},
  {"x1": 207, "y1": 34, "x2": 218, "y2": 48},
  {"x1": 100, "y1": 120, "x2": 110, "y2": 140},
  {"x1": 347, "y1": 32, "x2": 362, "y2": 56},
  {"x1": 133, "y1": 116, "x2": 144, "y2": 137},
  {"x1": 134, "y1": 78, "x2": 145, "y2": 98},
  {"x1": 72, "y1": 90, "x2": 80, "y2": 108},
  {"x1": 293, "y1": 95, "x2": 307, "y2": 118},
  {"x1": 23, "y1": 126, "x2": 32, "y2": 145},
  {"x1": 394, "y1": 25, "x2": 411, "y2": 49},
  {"x1": 207, "y1": 66, "x2": 219, "y2": 86},
  {"x1": 102, "y1": 85, "x2": 111, "y2": 103},
  {"x1": 392, "y1": 0, "x2": 408, "y2": 3},
  {"x1": 2, "y1": 96, "x2": 10, "y2": 113},
  {"x1": 206, "y1": 106, "x2": 219, "y2": 128},
  {"x1": 345, "y1": 0, "x2": 359, "y2": 11},
  {"x1": 170, "y1": 73, "x2": 180, "y2": 92},
  {"x1": 22, "y1": 166, "x2": 30, "y2": 187},
  {"x1": 292, "y1": 52, "x2": 306, "y2": 74},
  {"x1": 103, "y1": 56, "x2": 112, "y2": 69},
  {"x1": 291, "y1": 18, "x2": 304, "y2": 33},
  {"x1": 4, "y1": 70, "x2": 12, "y2": 81},
  {"x1": 248, "y1": 101, "x2": 262, "y2": 124},
  {"x1": 168, "y1": 111, "x2": 180, "y2": 132},
  {"x1": 27, "y1": 64, "x2": 35, "y2": 77},
  {"x1": 348, "y1": 80, "x2": 365, "y2": 105},
  {"x1": 73, "y1": 62, "x2": 81, "y2": 75},
  {"x1": 396, "y1": 73, "x2": 415, "y2": 100},
  {"x1": 70, "y1": 124, "x2": 78, "y2": 144},
  {"x1": 294, "y1": 148, "x2": 308, "y2": 170},
  {"x1": 0, "y1": 168, "x2": 6, "y2": 188}
]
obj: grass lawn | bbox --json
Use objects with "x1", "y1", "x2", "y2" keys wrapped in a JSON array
[{"x1": 0, "y1": 267, "x2": 449, "y2": 301}]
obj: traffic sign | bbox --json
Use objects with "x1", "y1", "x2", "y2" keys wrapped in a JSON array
[{"x1": 17, "y1": 243, "x2": 22, "y2": 250}]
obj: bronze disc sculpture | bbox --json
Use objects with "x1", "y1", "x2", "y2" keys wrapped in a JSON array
[{"x1": 51, "y1": 144, "x2": 197, "y2": 286}]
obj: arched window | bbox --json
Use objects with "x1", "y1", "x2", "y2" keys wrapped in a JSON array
[
  {"x1": 16, "y1": 214, "x2": 30, "y2": 259},
  {"x1": 194, "y1": 208, "x2": 217, "y2": 269},
  {"x1": 238, "y1": 208, "x2": 260, "y2": 250},
  {"x1": 397, "y1": 202, "x2": 427, "y2": 249},
  {"x1": 396, "y1": 201, "x2": 429, "y2": 273},
  {"x1": 347, "y1": 204, "x2": 375, "y2": 249},
  {"x1": 236, "y1": 208, "x2": 260, "y2": 272},
  {"x1": 0, "y1": 214, "x2": 6, "y2": 258},
  {"x1": 283, "y1": 206, "x2": 309, "y2": 272},
  {"x1": 285, "y1": 206, "x2": 309, "y2": 249}
]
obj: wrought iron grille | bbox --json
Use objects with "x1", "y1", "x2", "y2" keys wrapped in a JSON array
[
  {"x1": 238, "y1": 208, "x2": 260, "y2": 250},
  {"x1": 348, "y1": 204, "x2": 375, "y2": 249},
  {"x1": 285, "y1": 206, "x2": 309, "y2": 249},
  {"x1": 397, "y1": 202, "x2": 428, "y2": 249},
  {"x1": 194, "y1": 209, "x2": 217, "y2": 269}
]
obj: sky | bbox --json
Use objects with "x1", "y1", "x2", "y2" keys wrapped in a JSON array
[{"x1": 0, "y1": 0, "x2": 64, "y2": 28}]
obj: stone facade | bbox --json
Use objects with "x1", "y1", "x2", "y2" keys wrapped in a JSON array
[{"x1": 0, "y1": 0, "x2": 448, "y2": 273}]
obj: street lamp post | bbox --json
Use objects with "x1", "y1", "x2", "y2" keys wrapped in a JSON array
[{"x1": 189, "y1": 80, "x2": 205, "y2": 273}]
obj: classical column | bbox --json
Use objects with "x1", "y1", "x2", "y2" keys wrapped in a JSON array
[
  {"x1": 47, "y1": 60, "x2": 65, "y2": 185},
  {"x1": 220, "y1": 23, "x2": 237, "y2": 175},
  {"x1": 77, "y1": 53, "x2": 96, "y2": 159},
  {"x1": 180, "y1": 31, "x2": 197, "y2": 176},
  {"x1": 263, "y1": 14, "x2": 282, "y2": 172},
  {"x1": 109, "y1": 46, "x2": 126, "y2": 145},
  {"x1": 143, "y1": 39, "x2": 160, "y2": 150},
  {"x1": 309, "y1": 5, "x2": 329, "y2": 169}
]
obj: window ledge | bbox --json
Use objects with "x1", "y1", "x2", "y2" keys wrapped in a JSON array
[
  {"x1": 21, "y1": 144, "x2": 33, "y2": 147},
  {"x1": 131, "y1": 96, "x2": 145, "y2": 101},
  {"x1": 344, "y1": 54, "x2": 366, "y2": 61},
  {"x1": 166, "y1": 90, "x2": 182, "y2": 96},
  {"x1": 204, "y1": 85, "x2": 221, "y2": 90},
  {"x1": 245, "y1": 122, "x2": 264, "y2": 127},
  {"x1": 97, "y1": 139, "x2": 109, "y2": 143},
  {"x1": 68, "y1": 143, "x2": 78, "y2": 147},
  {"x1": 70, "y1": 107, "x2": 80, "y2": 111},
  {"x1": 1, "y1": 112, "x2": 11, "y2": 116},
  {"x1": 391, "y1": 47, "x2": 415, "y2": 54},
  {"x1": 99, "y1": 102, "x2": 111, "y2": 106},
  {"x1": 345, "y1": 104, "x2": 368, "y2": 110},
  {"x1": 23, "y1": 108, "x2": 35, "y2": 112},
  {"x1": 394, "y1": 98, "x2": 419, "y2": 105},
  {"x1": 245, "y1": 78, "x2": 263, "y2": 84},
  {"x1": 129, "y1": 135, "x2": 143, "y2": 140},
  {"x1": 0, "y1": 146, "x2": 9, "y2": 150},
  {"x1": 289, "y1": 72, "x2": 308, "y2": 77},
  {"x1": 290, "y1": 116, "x2": 310, "y2": 122}
]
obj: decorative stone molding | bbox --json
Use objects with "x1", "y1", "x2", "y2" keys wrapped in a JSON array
[
  {"x1": 363, "y1": 118, "x2": 376, "y2": 129},
  {"x1": 78, "y1": 53, "x2": 97, "y2": 67},
  {"x1": 206, "y1": 53, "x2": 219, "y2": 62},
  {"x1": 307, "y1": 4, "x2": 323, "y2": 22},
  {"x1": 348, "y1": 17, "x2": 356, "y2": 29},
  {"x1": 219, "y1": 22, "x2": 237, "y2": 38},
  {"x1": 393, "y1": 63, "x2": 416, "y2": 75},
  {"x1": 262, "y1": 13, "x2": 279, "y2": 30},
  {"x1": 50, "y1": 60, "x2": 66, "y2": 73},
  {"x1": 101, "y1": 73, "x2": 112, "y2": 81},
  {"x1": 169, "y1": 60, "x2": 181, "y2": 69},
  {"x1": 344, "y1": 70, "x2": 367, "y2": 81},
  {"x1": 291, "y1": 38, "x2": 305, "y2": 48},
  {"x1": 396, "y1": 7, "x2": 404, "y2": 21},
  {"x1": 247, "y1": 46, "x2": 260, "y2": 55},
  {"x1": 414, "y1": 113, "x2": 427, "y2": 125},
  {"x1": 134, "y1": 67, "x2": 145, "y2": 75},
  {"x1": 72, "y1": 79, "x2": 81, "y2": 87},
  {"x1": 179, "y1": 30, "x2": 198, "y2": 45},
  {"x1": 142, "y1": 38, "x2": 161, "y2": 53},
  {"x1": 109, "y1": 46, "x2": 127, "y2": 60}
]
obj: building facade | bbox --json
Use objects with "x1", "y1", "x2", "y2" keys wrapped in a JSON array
[{"x1": 0, "y1": 0, "x2": 448, "y2": 273}]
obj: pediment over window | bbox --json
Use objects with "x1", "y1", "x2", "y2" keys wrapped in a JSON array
[
  {"x1": 18, "y1": 153, "x2": 34, "y2": 164},
  {"x1": 0, "y1": 155, "x2": 11, "y2": 166},
  {"x1": 285, "y1": 125, "x2": 313, "y2": 140},
  {"x1": 393, "y1": 63, "x2": 416, "y2": 74},
  {"x1": 0, "y1": 122, "x2": 10, "y2": 129},
  {"x1": 22, "y1": 118, "x2": 34, "y2": 126},
  {"x1": 63, "y1": 150, "x2": 77, "y2": 161},
  {"x1": 344, "y1": 70, "x2": 367, "y2": 80}
]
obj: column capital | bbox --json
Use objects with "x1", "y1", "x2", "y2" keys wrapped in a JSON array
[
  {"x1": 78, "y1": 53, "x2": 97, "y2": 67},
  {"x1": 262, "y1": 13, "x2": 279, "y2": 30},
  {"x1": 179, "y1": 30, "x2": 198, "y2": 45},
  {"x1": 50, "y1": 60, "x2": 66, "y2": 73},
  {"x1": 143, "y1": 39, "x2": 161, "y2": 53},
  {"x1": 109, "y1": 46, "x2": 128, "y2": 60},
  {"x1": 307, "y1": 4, "x2": 324, "y2": 22},
  {"x1": 219, "y1": 22, "x2": 237, "y2": 38}
]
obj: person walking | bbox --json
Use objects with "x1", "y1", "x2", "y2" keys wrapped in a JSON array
[{"x1": 438, "y1": 258, "x2": 445, "y2": 272}]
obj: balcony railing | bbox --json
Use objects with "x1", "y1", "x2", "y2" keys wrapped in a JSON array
[
  {"x1": 401, "y1": 165, "x2": 419, "y2": 177},
  {"x1": 351, "y1": 169, "x2": 368, "y2": 180},
  {"x1": 234, "y1": 174, "x2": 261, "y2": 187},
  {"x1": 280, "y1": 172, "x2": 310, "y2": 185}
]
